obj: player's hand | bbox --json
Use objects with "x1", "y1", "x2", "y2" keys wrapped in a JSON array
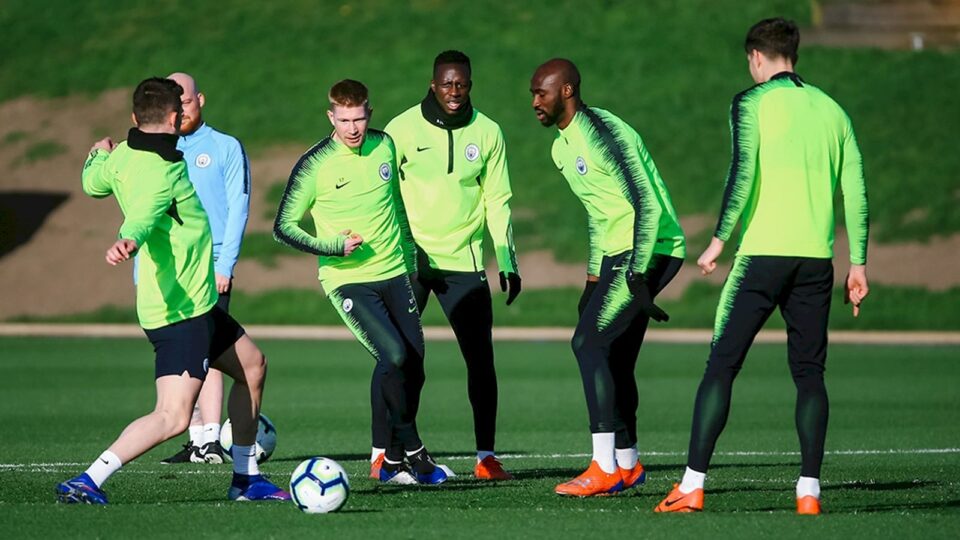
[
  {"x1": 697, "y1": 237, "x2": 725, "y2": 275},
  {"x1": 105, "y1": 239, "x2": 138, "y2": 265},
  {"x1": 626, "y1": 270, "x2": 669, "y2": 322},
  {"x1": 90, "y1": 137, "x2": 116, "y2": 154},
  {"x1": 499, "y1": 272, "x2": 522, "y2": 306},
  {"x1": 844, "y1": 264, "x2": 869, "y2": 317},
  {"x1": 577, "y1": 278, "x2": 599, "y2": 317},
  {"x1": 342, "y1": 231, "x2": 363, "y2": 256},
  {"x1": 215, "y1": 273, "x2": 232, "y2": 294}
]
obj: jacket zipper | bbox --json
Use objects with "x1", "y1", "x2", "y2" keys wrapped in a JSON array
[{"x1": 446, "y1": 129, "x2": 454, "y2": 174}]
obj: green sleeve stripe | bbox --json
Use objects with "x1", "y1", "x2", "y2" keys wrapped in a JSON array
[
  {"x1": 587, "y1": 214, "x2": 602, "y2": 276},
  {"x1": 841, "y1": 124, "x2": 869, "y2": 264},
  {"x1": 580, "y1": 107, "x2": 658, "y2": 274},
  {"x1": 715, "y1": 87, "x2": 762, "y2": 241},
  {"x1": 273, "y1": 138, "x2": 344, "y2": 256}
]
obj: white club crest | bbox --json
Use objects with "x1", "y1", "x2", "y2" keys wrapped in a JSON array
[
  {"x1": 379, "y1": 162, "x2": 392, "y2": 181},
  {"x1": 202, "y1": 358, "x2": 209, "y2": 373},
  {"x1": 342, "y1": 298, "x2": 354, "y2": 313},
  {"x1": 576, "y1": 156, "x2": 588, "y2": 175},
  {"x1": 195, "y1": 153, "x2": 212, "y2": 168},
  {"x1": 465, "y1": 143, "x2": 480, "y2": 162}
]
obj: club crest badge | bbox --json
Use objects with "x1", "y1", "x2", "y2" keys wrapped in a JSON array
[
  {"x1": 379, "y1": 162, "x2": 392, "y2": 181},
  {"x1": 465, "y1": 143, "x2": 480, "y2": 162},
  {"x1": 576, "y1": 156, "x2": 588, "y2": 175},
  {"x1": 342, "y1": 298, "x2": 354, "y2": 313},
  {"x1": 196, "y1": 153, "x2": 212, "y2": 168}
]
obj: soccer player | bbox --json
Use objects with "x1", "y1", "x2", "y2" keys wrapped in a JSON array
[
  {"x1": 273, "y1": 79, "x2": 446, "y2": 485},
  {"x1": 377, "y1": 50, "x2": 519, "y2": 480},
  {"x1": 654, "y1": 18, "x2": 869, "y2": 515},
  {"x1": 530, "y1": 59, "x2": 686, "y2": 496},
  {"x1": 57, "y1": 77, "x2": 288, "y2": 504},
  {"x1": 160, "y1": 72, "x2": 251, "y2": 465}
]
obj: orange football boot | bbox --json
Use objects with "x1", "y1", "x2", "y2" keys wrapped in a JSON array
[
  {"x1": 797, "y1": 495, "x2": 821, "y2": 515},
  {"x1": 369, "y1": 452, "x2": 384, "y2": 479},
  {"x1": 474, "y1": 456, "x2": 514, "y2": 480},
  {"x1": 555, "y1": 461, "x2": 624, "y2": 497},
  {"x1": 619, "y1": 461, "x2": 647, "y2": 491},
  {"x1": 654, "y1": 483, "x2": 704, "y2": 512}
]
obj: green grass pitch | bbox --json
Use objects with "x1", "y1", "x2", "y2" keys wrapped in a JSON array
[{"x1": 1, "y1": 337, "x2": 958, "y2": 538}]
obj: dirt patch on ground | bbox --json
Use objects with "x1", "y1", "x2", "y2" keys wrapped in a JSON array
[{"x1": 1, "y1": 90, "x2": 958, "y2": 320}]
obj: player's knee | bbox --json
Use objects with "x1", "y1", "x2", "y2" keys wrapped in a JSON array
[
  {"x1": 242, "y1": 349, "x2": 267, "y2": 387},
  {"x1": 381, "y1": 346, "x2": 407, "y2": 371}
]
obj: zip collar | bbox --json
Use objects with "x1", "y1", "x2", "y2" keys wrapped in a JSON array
[{"x1": 127, "y1": 128, "x2": 183, "y2": 162}]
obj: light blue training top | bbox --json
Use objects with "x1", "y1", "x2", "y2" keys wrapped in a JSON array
[{"x1": 177, "y1": 122, "x2": 251, "y2": 278}]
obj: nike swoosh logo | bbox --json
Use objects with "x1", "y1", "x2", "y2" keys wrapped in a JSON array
[
  {"x1": 336, "y1": 182, "x2": 350, "y2": 189},
  {"x1": 611, "y1": 265, "x2": 626, "y2": 271},
  {"x1": 558, "y1": 166, "x2": 564, "y2": 171},
  {"x1": 480, "y1": 275, "x2": 487, "y2": 281},
  {"x1": 408, "y1": 306, "x2": 417, "y2": 313},
  {"x1": 663, "y1": 496, "x2": 685, "y2": 507},
  {"x1": 99, "y1": 458, "x2": 109, "y2": 465},
  {"x1": 416, "y1": 146, "x2": 431, "y2": 152}
]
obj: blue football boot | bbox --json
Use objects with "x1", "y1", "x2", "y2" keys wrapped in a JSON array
[
  {"x1": 379, "y1": 460, "x2": 418, "y2": 485},
  {"x1": 228, "y1": 474, "x2": 291, "y2": 501},
  {"x1": 407, "y1": 448, "x2": 448, "y2": 485},
  {"x1": 56, "y1": 473, "x2": 108, "y2": 505}
]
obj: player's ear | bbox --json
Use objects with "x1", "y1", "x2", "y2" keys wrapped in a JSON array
[
  {"x1": 197, "y1": 92, "x2": 206, "y2": 108},
  {"x1": 562, "y1": 83, "x2": 573, "y2": 99},
  {"x1": 130, "y1": 112, "x2": 138, "y2": 127},
  {"x1": 430, "y1": 79, "x2": 437, "y2": 93},
  {"x1": 326, "y1": 109, "x2": 336, "y2": 127}
]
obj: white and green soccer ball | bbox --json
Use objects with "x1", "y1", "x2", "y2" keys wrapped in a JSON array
[
  {"x1": 290, "y1": 457, "x2": 350, "y2": 514},
  {"x1": 220, "y1": 413, "x2": 277, "y2": 463}
]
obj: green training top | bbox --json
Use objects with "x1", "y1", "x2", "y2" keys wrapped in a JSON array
[
  {"x1": 551, "y1": 106, "x2": 686, "y2": 276},
  {"x1": 715, "y1": 71, "x2": 869, "y2": 264},
  {"x1": 273, "y1": 129, "x2": 414, "y2": 292},
  {"x1": 385, "y1": 105, "x2": 518, "y2": 274},
  {"x1": 81, "y1": 131, "x2": 217, "y2": 330}
]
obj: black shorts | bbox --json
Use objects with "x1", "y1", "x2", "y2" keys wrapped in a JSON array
[{"x1": 143, "y1": 306, "x2": 245, "y2": 380}]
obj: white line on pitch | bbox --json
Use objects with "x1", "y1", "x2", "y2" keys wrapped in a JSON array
[{"x1": 3, "y1": 447, "x2": 958, "y2": 470}]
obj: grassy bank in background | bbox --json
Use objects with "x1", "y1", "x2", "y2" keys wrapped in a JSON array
[{"x1": 1, "y1": 0, "x2": 958, "y2": 265}]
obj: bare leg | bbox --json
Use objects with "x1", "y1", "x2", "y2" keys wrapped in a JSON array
[
  {"x1": 198, "y1": 368, "x2": 224, "y2": 426},
  {"x1": 210, "y1": 334, "x2": 265, "y2": 446},
  {"x1": 107, "y1": 373, "x2": 203, "y2": 463}
]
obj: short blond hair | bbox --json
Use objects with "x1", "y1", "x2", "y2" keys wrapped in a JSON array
[{"x1": 328, "y1": 79, "x2": 369, "y2": 110}]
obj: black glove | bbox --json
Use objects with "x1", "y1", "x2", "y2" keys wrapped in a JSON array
[
  {"x1": 578, "y1": 280, "x2": 598, "y2": 317},
  {"x1": 626, "y1": 270, "x2": 669, "y2": 322},
  {"x1": 499, "y1": 272, "x2": 522, "y2": 306}
]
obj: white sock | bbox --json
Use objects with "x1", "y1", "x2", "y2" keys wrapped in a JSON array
[
  {"x1": 477, "y1": 450, "x2": 495, "y2": 463},
  {"x1": 85, "y1": 450, "x2": 122, "y2": 488},
  {"x1": 232, "y1": 444, "x2": 260, "y2": 476},
  {"x1": 371, "y1": 447, "x2": 385, "y2": 462},
  {"x1": 188, "y1": 425, "x2": 203, "y2": 446},
  {"x1": 201, "y1": 423, "x2": 221, "y2": 446},
  {"x1": 405, "y1": 446, "x2": 424, "y2": 457},
  {"x1": 796, "y1": 476, "x2": 821, "y2": 499},
  {"x1": 615, "y1": 446, "x2": 638, "y2": 469},
  {"x1": 591, "y1": 433, "x2": 616, "y2": 474},
  {"x1": 679, "y1": 467, "x2": 706, "y2": 494}
]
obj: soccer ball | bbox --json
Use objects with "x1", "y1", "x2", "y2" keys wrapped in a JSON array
[
  {"x1": 290, "y1": 457, "x2": 350, "y2": 514},
  {"x1": 220, "y1": 414, "x2": 277, "y2": 463}
]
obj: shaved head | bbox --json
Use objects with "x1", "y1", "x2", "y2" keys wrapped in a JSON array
[
  {"x1": 530, "y1": 58, "x2": 582, "y2": 129},
  {"x1": 532, "y1": 58, "x2": 581, "y2": 97},
  {"x1": 167, "y1": 72, "x2": 198, "y2": 95},
  {"x1": 167, "y1": 72, "x2": 204, "y2": 135}
]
